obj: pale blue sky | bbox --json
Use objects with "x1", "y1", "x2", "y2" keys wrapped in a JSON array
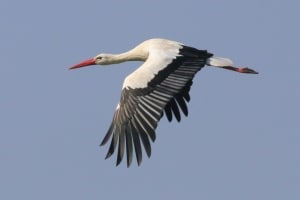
[{"x1": 1, "y1": 0, "x2": 299, "y2": 199}]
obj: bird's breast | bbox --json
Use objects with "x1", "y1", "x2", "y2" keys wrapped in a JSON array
[{"x1": 122, "y1": 50, "x2": 181, "y2": 90}]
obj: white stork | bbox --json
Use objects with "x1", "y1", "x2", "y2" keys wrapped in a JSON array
[{"x1": 69, "y1": 38, "x2": 258, "y2": 167}]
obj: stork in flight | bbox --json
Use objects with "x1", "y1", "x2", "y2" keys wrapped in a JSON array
[{"x1": 69, "y1": 38, "x2": 258, "y2": 167}]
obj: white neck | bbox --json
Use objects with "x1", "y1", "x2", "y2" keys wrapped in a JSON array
[{"x1": 104, "y1": 44, "x2": 149, "y2": 65}]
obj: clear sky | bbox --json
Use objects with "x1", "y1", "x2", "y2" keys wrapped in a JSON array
[{"x1": 1, "y1": 0, "x2": 299, "y2": 199}]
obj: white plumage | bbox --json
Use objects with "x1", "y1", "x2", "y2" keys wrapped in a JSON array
[
  {"x1": 70, "y1": 38, "x2": 258, "y2": 167},
  {"x1": 207, "y1": 57, "x2": 233, "y2": 67},
  {"x1": 123, "y1": 39, "x2": 182, "y2": 89}
]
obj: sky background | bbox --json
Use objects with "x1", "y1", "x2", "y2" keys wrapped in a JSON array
[{"x1": 1, "y1": 0, "x2": 299, "y2": 199}]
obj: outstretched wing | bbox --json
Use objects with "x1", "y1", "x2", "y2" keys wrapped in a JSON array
[{"x1": 100, "y1": 46, "x2": 213, "y2": 167}]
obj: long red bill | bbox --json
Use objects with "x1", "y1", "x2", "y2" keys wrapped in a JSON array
[{"x1": 69, "y1": 58, "x2": 96, "y2": 70}]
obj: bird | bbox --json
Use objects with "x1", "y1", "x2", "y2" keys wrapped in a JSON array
[{"x1": 69, "y1": 38, "x2": 258, "y2": 167}]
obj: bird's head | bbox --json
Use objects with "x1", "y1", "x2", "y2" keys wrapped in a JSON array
[{"x1": 69, "y1": 54, "x2": 117, "y2": 70}]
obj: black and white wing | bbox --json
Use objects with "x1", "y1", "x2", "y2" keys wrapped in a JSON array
[{"x1": 100, "y1": 45, "x2": 213, "y2": 167}]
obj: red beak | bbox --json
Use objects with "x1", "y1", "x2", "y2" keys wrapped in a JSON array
[{"x1": 69, "y1": 58, "x2": 96, "y2": 70}]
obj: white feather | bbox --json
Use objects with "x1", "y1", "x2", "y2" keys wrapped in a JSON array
[
  {"x1": 207, "y1": 57, "x2": 233, "y2": 67},
  {"x1": 123, "y1": 39, "x2": 181, "y2": 89}
]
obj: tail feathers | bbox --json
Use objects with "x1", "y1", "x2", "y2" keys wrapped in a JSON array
[
  {"x1": 206, "y1": 57, "x2": 233, "y2": 67},
  {"x1": 207, "y1": 56, "x2": 259, "y2": 74}
]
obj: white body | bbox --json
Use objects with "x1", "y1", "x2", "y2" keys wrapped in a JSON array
[{"x1": 121, "y1": 39, "x2": 233, "y2": 89}]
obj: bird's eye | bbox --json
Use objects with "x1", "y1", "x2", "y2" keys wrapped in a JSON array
[{"x1": 97, "y1": 56, "x2": 102, "y2": 60}]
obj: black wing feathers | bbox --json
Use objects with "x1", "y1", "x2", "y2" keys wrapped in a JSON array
[{"x1": 100, "y1": 46, "x2": 213, "y2": 167}]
